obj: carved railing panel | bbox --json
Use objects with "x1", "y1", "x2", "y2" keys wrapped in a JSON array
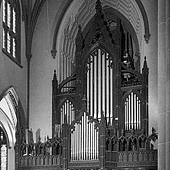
[
  {"x1": 20, "y1": 155, "x2": 62, "y2": 167},
  {"x1": 118, "y1": 150, "x2": 157, "y2": 168},
  {"x1": 105, "y1": 151, "x2": 117, "y2": 163}
]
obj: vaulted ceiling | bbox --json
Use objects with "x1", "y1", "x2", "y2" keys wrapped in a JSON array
[{"x1": 19, "y1": 0, "x2": 150, "y2": 62}]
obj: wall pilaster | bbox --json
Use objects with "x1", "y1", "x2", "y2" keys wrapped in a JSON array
[
  {"x1": 166, "y1": 0, "x2": 170, "y2": 169},
  {"x1": 158, "y1": 0, "x2": 166, "y2": 169}
]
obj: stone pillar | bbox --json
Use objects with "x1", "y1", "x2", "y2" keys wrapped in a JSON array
[
  {"x1": 166, "y1": 0, "x2": 170, "y2": 169},
  {"x1": 158, "y1": 0, "x2": 166, "y2": 169}
]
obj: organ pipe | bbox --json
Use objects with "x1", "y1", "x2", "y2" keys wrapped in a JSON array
[
  {"x1": 86, "y1": 48, "x2": 114, "y2": 124},
  {"x1": 124, "y1": 92, "x2": 141, "y2": 130},
  {"x1": 60, "y1": 100, "x2": 75, "y2": 125},
  {"x1": 70, "y1": 112, "x2": 99, "y2": 161},
  {"x1": 59, "y1": 47, "x2": 143, "y2": 162}
]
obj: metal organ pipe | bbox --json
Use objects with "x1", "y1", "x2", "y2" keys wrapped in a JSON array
[
  {"x1": 86, "y1": 48, "x2": 114, "y2": 123},
  {"x1": 131, "y1": 92, "x2": 133, "y2": 129},
  {"x1": 110, "y1": 58, "x2": 113, "y2": 125},
  {"x1": 66, "y1": 48, "x2": 119, "y2": 161},
  {"x1": 124, "y1": 92, "x2": 141, "y2": 130},
  {"x1": 139, "y1": 100, "x2": 141, "y2": 129},
  {"x1": 134, "y1": 94, "x2": 136, "y2": 129},
  {"x1": 128, "y1": 95, "x2": 131, "y2": 130},
  {"x1": 137, "y1": 98, "x2": 139, "y2": 129},
  {"x1": 70, "y1": 112, "x2": 99, "y2": 161}
]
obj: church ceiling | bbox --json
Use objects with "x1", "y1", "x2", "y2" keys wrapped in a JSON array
[
  {"x1": 17, "y1": 0, "x2": 150, "y2": 63},
  {"x1": 50, "y1": 0, "x2": 150, "y2": 70},
  {"x1": 21, "y1": 0, "x2": 46, "y2": 58}
]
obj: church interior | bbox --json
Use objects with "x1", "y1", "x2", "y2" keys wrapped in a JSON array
[{"x1": 0, "y1": 0, "x2": 169, "y2": 169}]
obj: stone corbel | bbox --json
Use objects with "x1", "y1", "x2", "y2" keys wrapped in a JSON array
[
  {"x1": 51, "y1": 49, "x2": 57, "y2": 59},
  {"x1": 144, "y1": 33, "x2": 151, "y2": 44}
]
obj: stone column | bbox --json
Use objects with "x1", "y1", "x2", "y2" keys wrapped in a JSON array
[
  {"x1": 166, "y1": 0, "x2": 170, "y2": 169},
  {"x1": 158, "y1": 0, "x2": 166, "y2": 169}
]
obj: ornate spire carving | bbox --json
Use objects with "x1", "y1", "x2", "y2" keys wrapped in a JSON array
[
  {"x1": 52, "y1": 69, "x2": 58, "y2": 95},
  {"x1": 142, "y1": 56, "x2": 149, "y2": 75},
  {"x1": 95, "y1": 0, "x2": 102, "y2": 14}
]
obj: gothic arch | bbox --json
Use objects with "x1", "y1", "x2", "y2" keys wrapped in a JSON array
[
  {"x1": 82, "y1": 7, "x2": 140, "y2": 55},
  {"x1": 51, "y1": 0, "x2": 150, "y2": 58},
  {"x1": 0, "y1": 86, "x2": 26, "y2": 144},
  {"x1": 0, "y1": 86, "x2": 26, "y2": 170}
]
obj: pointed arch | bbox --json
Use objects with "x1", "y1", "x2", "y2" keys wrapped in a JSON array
[
  {"x1": 51, "y1": 0, "x2": 150, "y2": 58},
  {"x1": 0, "y1": 86, "x2": 26, "y2": 170},
  {"x1": 0, "y1": 86, "x2": 26, "y2": 145}
]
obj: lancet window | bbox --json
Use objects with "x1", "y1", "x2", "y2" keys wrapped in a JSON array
[{"x1": 2, "y1": 0, "x2": 21, "y2": 64}]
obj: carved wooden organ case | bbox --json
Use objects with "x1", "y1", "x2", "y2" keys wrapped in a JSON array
[{"x1": 52, "y1": 0, "x2": 149, "y2": 163}]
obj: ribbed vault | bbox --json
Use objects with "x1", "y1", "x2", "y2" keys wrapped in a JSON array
[{"x1": 51, "y1": 0, "x2": 150, "y2": 82}]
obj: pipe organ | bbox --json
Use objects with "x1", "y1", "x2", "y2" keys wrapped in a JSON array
[{"x1": 51, "y1": 0, "x2": 149, "y2": 169}]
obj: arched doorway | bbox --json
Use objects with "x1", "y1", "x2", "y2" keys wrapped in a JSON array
[{"x1": 0, "y1": 86, "x2": 26, "y2": 170}]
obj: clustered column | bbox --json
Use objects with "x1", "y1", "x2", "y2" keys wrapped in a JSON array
[
  {"x1": 158, "y1": 0, "x2": 170, "y2": 169},
  {"x1": 165, "y1": 0, "x2": 170, "y2": 169}
]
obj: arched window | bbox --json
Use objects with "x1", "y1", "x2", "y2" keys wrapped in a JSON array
[{"x1": 2, "y1": 0, "x2": 21, "y2": 65}]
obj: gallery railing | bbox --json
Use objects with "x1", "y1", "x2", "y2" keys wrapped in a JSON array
[{"x1": 19, "y1": 128, "x2": 158, "y2": 170}]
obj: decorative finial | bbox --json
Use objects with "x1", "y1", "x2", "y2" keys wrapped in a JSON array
[
  {"x1": 51, "y1": 49, "x2": 57, "y2": 59},
  {"x1": 143, "y1": 56, "x2": 148, "y2": 69},
  {"x1": 95, "y1": 0, "x2": 102, "y2": 14},
  {"x1": 144, "y1": 56, "x2": 146, "y2": 61},
  {"x1": 144, "y1": 33, "x2": 151, "y2": 44},
  {"x1": 52, "y1": 69, "x2": 58, "y2": 94},
  {"x1": 53, "y1": 69, "x2": 57, "y2": 79}
]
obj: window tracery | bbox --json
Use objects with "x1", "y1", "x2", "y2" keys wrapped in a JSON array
[{"x1": 2, "y1": 0, "x2": 21, "y2": 65}]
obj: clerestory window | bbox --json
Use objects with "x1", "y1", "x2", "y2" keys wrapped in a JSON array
[{"x1": 2, "y1": 0, "x2": 21, "y2": 66}]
